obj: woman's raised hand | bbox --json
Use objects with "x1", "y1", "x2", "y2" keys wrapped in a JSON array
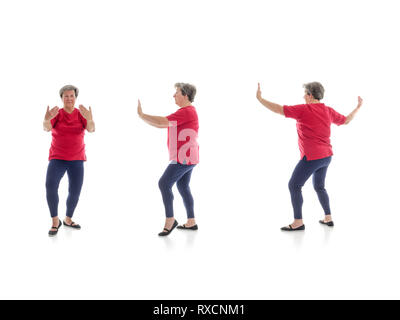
[
  {"x1": 357, "y1": 96, "x2": 363, "y2": 108},
  {"x1": 79, "y1": 105, "x2": 93, "y2": 121},
  {"x1": 137, "y1": 99, "x2": 143, "y2": 117},
  {"x1": 45, "y1": 106, "x2": 59, "y2": 121},
  {"x1": 256, "y1": 83, "x2": 262, "y2": 101}
]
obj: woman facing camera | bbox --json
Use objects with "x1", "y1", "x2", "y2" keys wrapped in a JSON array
[
  {"x1": 44, "y1": 85, "x2": 95, "y2": 236},
  {"x1": 256, "y1": 82, "x2": 363, "y2": 231},
  {"x1": 138, "y1": 83, "x2": 199, "y2": 236}
]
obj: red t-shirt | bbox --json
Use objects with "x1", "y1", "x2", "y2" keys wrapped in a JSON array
[
  {"x1": 49, "y1": 108, "x2": 87, "y2": 161},
  {"x1": 283, "y1": 103, "x2": 346, "y2": 160},
  {"x1": 166, "y1": 106, "x2": 199, "y2": 165}
]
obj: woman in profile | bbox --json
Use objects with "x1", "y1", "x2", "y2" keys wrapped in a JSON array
[
  {"x1": 256, "y1": 82, "x2": 363, "y2": 231},
  {"x1": 44, "y1": 85, "x2": 95, "y2": 236},
  {"x1": 138, "y1": 83, "x2": 199, "y2": 236}
]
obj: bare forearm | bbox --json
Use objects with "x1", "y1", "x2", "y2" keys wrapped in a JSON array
[
  {"x1": 86, "y1": 120, "x2": 95, "y2": 132},
  {"x1": 43, "y1": 120, "x2": 52, "y2": 131},
  {"x1": 257, "y1": 97, "x2": 284, "y2": 115},
  {"x1": 345, "y1": 106, "x2": 361, "y2": 124},
  {"x1": 345, "y1": 96, "x2": 363, "y2": 125},
  {"x1": 140, "y1": 113, "x2": 168, "y2": 128}
]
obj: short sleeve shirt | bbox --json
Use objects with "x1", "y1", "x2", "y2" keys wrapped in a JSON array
[
  {"x1": 49, "y1": 108, "x2": 87, "y2": 161},
  {"x1": 166, "y1": 106, "x2": 199, "y2": 165},
  {"x1": 283, "y1": 103, "x2": 346, "y2": 160}
]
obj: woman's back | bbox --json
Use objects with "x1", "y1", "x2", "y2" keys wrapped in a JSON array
[{"x1": 283, "y1": 103, "x2": 346, "y2": 160}]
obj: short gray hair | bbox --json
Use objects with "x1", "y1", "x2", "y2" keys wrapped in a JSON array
[
  {"x1": 59, "y1": 85, "x2": 79, "y2": 98},
  {"x1": 175, "y1": 83, "x2": 196, "y2": 102},
  {"x1": 303, "y1": 82, "x2": 324, "y2": 100}
]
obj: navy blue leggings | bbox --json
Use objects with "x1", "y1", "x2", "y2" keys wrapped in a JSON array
[
  {"x1": 288, "y1": 156, "x2": 332, "y2": 220},
  {"x1": 46, "y1": 160, "x2": 84, "y2": 218},
  {"x1": 159, "y1": 163, "x2": 196, "y2": 219}
]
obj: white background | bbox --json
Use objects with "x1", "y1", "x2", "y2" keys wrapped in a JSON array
[{"x1": 0, "y1": 0, "x2": 399, "y2": 299}]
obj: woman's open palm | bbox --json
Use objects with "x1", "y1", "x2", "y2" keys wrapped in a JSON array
[
  {"x1": 45, "y1": 106, "x2": 59, "y2": 121},
  {"x1": 79, "y1": 105, "x2": 93, "y2": 121}
]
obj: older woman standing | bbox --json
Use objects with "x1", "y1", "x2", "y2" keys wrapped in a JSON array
[
  {"x1": 44, "y1": 85, "x2": 95, "y2": 236},
  {"x1": 138, "y1": 83, "x2": 199, "y2": 236},
  {"x1": 256, "y1": 82, "x2": 363, "y2": 231}
]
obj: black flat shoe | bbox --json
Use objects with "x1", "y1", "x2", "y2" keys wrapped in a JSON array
[
  {"x1": 158, "y1": 220, "x2": 178, "y2": 236},
  {"x1": 281, "y1": 224, "x2": 305, "y2": 231},
  {"x1": 177, "y1": 224, "x2": 198, "y2": 230},
  {"x1": 48, "y1": 219, "x2": 62, "y2": 236},
  {"x1": 63, "y1": 220, "x2": 81, "y2": 229},
  {"x1": 319, "y1": 220, "x2": 334, "y2": 227}
]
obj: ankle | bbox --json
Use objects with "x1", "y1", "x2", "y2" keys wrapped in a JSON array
[
  {"x1": 293, "y1": 219, "x2": 303, "y2": 226},
  {"x1": 165, "y1": 218, "x2": 175, "y2": 225}
]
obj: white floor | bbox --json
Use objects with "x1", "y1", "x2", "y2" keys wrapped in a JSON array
[{"x1": 1, "y1": 166, "x2": 399, "y2": 300}]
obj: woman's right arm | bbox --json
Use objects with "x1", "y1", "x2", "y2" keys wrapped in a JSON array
[
  {"x1": 43, "y1": 106, "x2": 59, "y2": 131},
  {"x1": 256, "y1": 83, "x2": 285, "y2": 115},
  {"x1": 344, "y1": 96, "x2": 363, "y2": 125},
  {"x1": 137, "y1": 100, "x2": 169, "y2": 128}
]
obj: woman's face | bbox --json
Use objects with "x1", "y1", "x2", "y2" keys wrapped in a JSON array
[
  {"x1": 62, "y1": 90, "x2": 76, "y2": 108},
  {"x1": 173, "y1": 88, "x2": 187, "y2": 107}
]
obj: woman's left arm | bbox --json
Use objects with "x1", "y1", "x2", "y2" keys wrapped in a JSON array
[
  {"x1": 137, "y1": 100, "x2": 169, "y2": 128},
  {"x1": 79, "y1": 105, "x2": 95, "y2": 132},
  {"x1": 344, "y1": 96, "x2": 363, "y2": 125}
]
